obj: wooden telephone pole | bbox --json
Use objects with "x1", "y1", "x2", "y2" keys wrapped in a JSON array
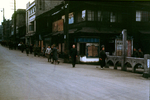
[{"x1": 14, "y1": 0, "x2": 16, "y2": 49}]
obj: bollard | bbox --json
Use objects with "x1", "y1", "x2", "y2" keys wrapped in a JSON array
[{"x1": 143, "y1": 54, "x2": 150, "y2": 78}]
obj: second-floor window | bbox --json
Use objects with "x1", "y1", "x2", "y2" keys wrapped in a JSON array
[
  {"x1": 110, "y1": 12, "x2": 116, "y2": 22},
  {"x1": 87, "y1": 10, "x2": 94, "y2": 21},
  {"x1": 29, "y1": 7, "x2": 36, "y2": 15},
  {"x1": 29, "y1": 25, "x2": 34, "y2": 31},
  {"x1": 69, "y1": 12, "x2": 74, "y2": 24},
  {"x1": 98, "y1": 11, "x2": 102, "y2": 21},
  {"x1": 29, "y1": 22, "x2": 34, "y2": 31},
  {"x1": 136, "y1": 11, "x2": 150, "y2": 22},
  {"x1": 82, "y1": 10, "x2": 86, "y2": 21}
]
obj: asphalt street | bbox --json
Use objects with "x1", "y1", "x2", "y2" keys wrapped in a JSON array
[{"x1": 0, "y1": 45, "x2": 149, "y2": 100}]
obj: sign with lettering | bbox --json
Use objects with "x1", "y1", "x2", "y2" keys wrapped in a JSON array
[
  {"x1": 86, "y1": 43, "x2": 99, "y2": 58},
  {"x1": 115, "y1": 39, "x2": 133, "y2": 56},
  {"x1": 52, "y1": 19, "x2": 64, "y2": 32}
]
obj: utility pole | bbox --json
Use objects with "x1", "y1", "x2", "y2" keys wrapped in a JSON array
[
  {"x1": 2, "y1": 8, "x2": 4, "y2": 41},
  {"x1": 64, "y1": 1, "x2": 69, "y2": 62},
  {"x1": 122, "y1": 29, "x2": 127, "y2": 71},
  {"x1": 14, "y1": 0, "x2": 16, "y2": 49}
]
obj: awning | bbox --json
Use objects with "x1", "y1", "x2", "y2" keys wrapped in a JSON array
[
  {"x1": 20, "y1": 37, "x2": 25, "y2": 39},
  {"x1": 76, "y1": 27, "x2": 101, "y2": 33},
  {"x1": 139, "y1": 30, "x2": 150, "y2": 34},
  {"x1": 52, "y1": 31, "x2": 64, "y2": 36},
  {"x1": 76, "y1": 27, "x2": 122, "y2": 34},
  {"x1": 69, "y1": 29, "x2": 77, "y2": 33},
  {"x1": 25, "y1": 33, "x2": 35, "y2": 37}
]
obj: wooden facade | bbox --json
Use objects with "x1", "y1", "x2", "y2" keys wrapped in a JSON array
[{"x1": 36, "y1": 1, "x2": 150, "y2": 59}]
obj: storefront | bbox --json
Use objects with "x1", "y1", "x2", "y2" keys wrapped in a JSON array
[{"x1": 74, "y1": 37, "x2": 100, "y2": 63}]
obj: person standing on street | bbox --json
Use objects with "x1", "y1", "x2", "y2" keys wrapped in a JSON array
[
  {"x1": 26, "y1": 44, "x2": 30, "y2": 56},
  {"x1": 52, "y1": 44, "x2": 60, "y2": 64},
  {"x1": 21, "y1": 42, "x2": 25, "y2": 53},
  {"x1": 33, "y1": 44, "x2": 38, "y2": 57},
  {"x1": 30, "y1": 44, "x2": 33, "y2": 54},
  {"x1": 18, "y1": 42, "x2": 21, "y2": 50},
  {"x1": 37, "y1": 45, "x2": 41, "y2": 57},
  {"x1": 132, "y1": 48, "x2": 139, "y2": 57},
  {"x1": 69, "y1": 44, "x2": 77, "y2": 68},
  {"x1": 45, "y1": 46, "x2": 51, "y2": 62},
  {"x1": 138, "y1": 48, "x2": 144, "y2": 58},
  {"x1": 42, "y1": 45, "x2": 46, "y2": 57},
  {"x1": 99, "y1": 45, "x2": 107, "y2": 69}
]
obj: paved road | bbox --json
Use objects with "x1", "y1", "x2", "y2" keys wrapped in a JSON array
[{"x1": 0, "y1": 45, "x2": 149, "y2": 100}]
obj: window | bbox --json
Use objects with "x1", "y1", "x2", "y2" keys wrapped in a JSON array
[
  {"x1": 98, "y1": 11, "x2": 102, "y2": 21},
  {"x1": 110, "y1": 12, "x2": 116, "y2": 22},
  {"x1": 136, "y1": 11, "x2": 150, "y2": 22},
  {"x1": 69, "y1": 12, "x2": 74, "y2": 24},
  {"x1": 76, "y1": 10, "x2": 86, "y2": 22},
  {"x1": 29, "y1": 25, "x2": 34, "y2": 31},
  {"x1": 82, "y1": 10, "x2": 86, "y2": 21},
  {"x1": 77, "y1": 12, "x2": 82, "y2": 22},
  {"x1": 142, "y1": 11, "x2": 149, "y2": 22},
  {"x1": 29, "y1": 22, "x2": 34, "y2": 31},
  {"x1": 102, "y1": 11, "x2": 109, "y2": 22},
  {"x1": 88, "y1": 10, "x2": 94, "y2": 21},
  {"x1": 34, "y1": 7, "x2": 36, "y2": 12},
  {"x1": 62, "y1": 15, "x2": 65, "y2": 23},
  {"x1": 136, "y1": 11, "x2": 141, "y2": 21}
]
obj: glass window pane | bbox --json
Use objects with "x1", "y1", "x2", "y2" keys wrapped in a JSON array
[{"x1": 82, "y1": 10, "x2": 86, "y2": 21}]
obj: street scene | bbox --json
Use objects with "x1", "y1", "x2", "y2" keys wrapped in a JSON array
[
  {"x1": 0, "y1": 0, "x2": 150, "y2": 100},
  {"x1": 0, "y1": 44, "x2": 149, "y2": 100}
]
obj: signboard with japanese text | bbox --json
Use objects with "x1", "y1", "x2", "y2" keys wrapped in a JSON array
[
  {"x1": 86, "y1": 43, "x2": 99, "y2": 58},
  {"x1": 52, "y1": 19, "x2": 64, "y2": 32},
  {"x1": 115, "y1": 39, "x2": 133, "y2": 56}
]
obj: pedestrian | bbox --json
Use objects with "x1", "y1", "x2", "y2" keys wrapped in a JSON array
[
  {"x1": 18, "y1": 42, "x2": 21, "y2": 50},
  {"x1": 45, "y1": 46, "x2": 52, "y2": 62},
  {"x1": 138, "y1": 48, "x2": 144, "y2": 58},
  {"x1": 42, "y1": 45, "x2": 46, "y2": 57},
  {"x1": 69, "y1": 44, "x2": 77, "y2": 68},
  {"x1": 132, "y1": 48, "x2": 139, "y2": 57},
  {"x1": 26, "y1": 44, "x2": 30, "y2": 56},
  {"x1": 33, "y1": 45, "x2": 38, "y2": 56},
  {"x1": 51, "y1": 45, "x2": 54, "y2": 63},
  {"x1": 21, "y1": 42, "x2": 25, "y2": 53},
  {"x1": 51, "y1": 44, "x2": 60, "y2": 64},
  {"x1": 30, "y1": 44, "x2": 33, "y2": 54},
  {"x1": 37, "y1": 45, "x2": 41, "y2": 57},
  {"x1": 99, "y1": 45, "x2": 107, "y2": 69}
]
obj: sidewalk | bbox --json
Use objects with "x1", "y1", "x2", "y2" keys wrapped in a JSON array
[{"x1": 2, "y1": 45, "x2": 146, "y2": 77}]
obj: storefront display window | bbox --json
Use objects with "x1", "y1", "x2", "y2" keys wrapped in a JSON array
[{"x1": 86, "y1": 43, "x2": 99, "y2": 58}]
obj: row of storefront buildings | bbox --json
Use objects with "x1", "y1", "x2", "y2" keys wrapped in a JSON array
[{"x1": 2, "y1": 1, "x2": 150, "y2": 62}]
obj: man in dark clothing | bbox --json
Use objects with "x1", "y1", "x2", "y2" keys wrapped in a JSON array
[
  {"x1": 21, "y1": 43, "x2": 25, "y2": 53},
  {"x1": 132, "y1": 48, "x2": 139, "y2": 57},
  {"x1": 26, "y1": 44, "x2": 30, "y2": 56},
  {"x1": 70, "y1": 44, "x2": 77, "y2": 68},
  {"x1": 30, "y1": 44, "x2": 33, "y2": 54},
  {"x1": 33, "y1": 45, "x2": 37, "y2": 56},
  {"x1": 138, "y1": 48, "x2": 144, "y2": 58},
  {"x1": 52, "y1": 44, "x2": 59, "y2": 64},
  {"x1": 99, "y1": 45, "x2": 107, "y2": 69},
  {"x1": 37, "y1": 46, "x2": 41, "y2": 57}
]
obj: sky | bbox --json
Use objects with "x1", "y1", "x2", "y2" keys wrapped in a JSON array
[{"x1": 0, "y1": 0, "x2": 34, "y2": 25}]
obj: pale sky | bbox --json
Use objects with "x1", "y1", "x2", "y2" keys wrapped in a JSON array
[{"x1": 0, "y1": 0, "x2": 34, "y2": 25}]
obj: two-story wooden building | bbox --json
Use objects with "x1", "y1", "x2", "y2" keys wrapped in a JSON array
[{"x1": 36, "y1": 1, "x2": 150, "y2": 62}]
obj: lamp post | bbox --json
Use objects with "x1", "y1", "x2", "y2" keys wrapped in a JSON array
[
  {"x1": 122, "y1": 29, "x2": 127, "y2": 71},
  {"x1": 64, "y1": 1, "x2": 69, "y2": 62}
]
